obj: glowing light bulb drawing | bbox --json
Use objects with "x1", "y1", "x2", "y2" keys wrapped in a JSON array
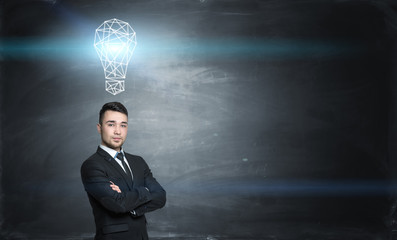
[{"x1": 94, "y1": 18, "x2": 137, "y2": 95}]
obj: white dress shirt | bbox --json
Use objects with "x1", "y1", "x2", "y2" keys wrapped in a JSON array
[{"x1": 99, "y1": 145, "x2": 133, "y2": 179}]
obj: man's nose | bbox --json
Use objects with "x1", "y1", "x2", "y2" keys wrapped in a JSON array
[{"x1": 114, "y1": 125, "x2": 121, "y2": 134}]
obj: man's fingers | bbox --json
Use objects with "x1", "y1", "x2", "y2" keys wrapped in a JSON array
[{"x1": 109, "y1": 181, "x2": 122, "y2": 193}]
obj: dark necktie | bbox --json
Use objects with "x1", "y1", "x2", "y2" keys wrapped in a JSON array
[{"x1": 116, "y1": 152, "x2": 132, "y2": 180}]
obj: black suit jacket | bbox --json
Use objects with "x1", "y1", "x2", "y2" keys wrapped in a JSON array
[{"x1": 81, "y1": 147, "x2": 166, "y2": 240}]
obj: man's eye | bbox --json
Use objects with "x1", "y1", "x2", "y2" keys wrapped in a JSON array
[
  {"x1": 108, "y1": 124, "x2": 114, "y2": 127},
  {"x1": 121, "y1": 125, "x2": 127, "y2": 128}
]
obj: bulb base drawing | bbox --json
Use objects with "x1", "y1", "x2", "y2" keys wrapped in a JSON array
[{"x1": 106, "y1": 79, "x2": 125, "y2": 95}]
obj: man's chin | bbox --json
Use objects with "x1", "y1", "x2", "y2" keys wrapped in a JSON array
[
  {"x1": 112, "y1": 144, "x2": 123, "y2": 149},
  {"x1": 104, "y1": 142, "x2": 123, "y2": 150}
]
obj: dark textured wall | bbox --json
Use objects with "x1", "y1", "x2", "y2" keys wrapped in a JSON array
[
  {"x1": 0, "y1": 1, "x2": 3, "y2": 234},
  {"x1": 1, "y1": 0, "x2": 397, "y2": 239}
]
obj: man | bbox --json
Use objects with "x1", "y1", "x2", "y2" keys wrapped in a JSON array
[{"x1": 81, "y1": 102, "x2": 166, "y2": 240}]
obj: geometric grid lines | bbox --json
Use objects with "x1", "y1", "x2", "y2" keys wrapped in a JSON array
[
  {"x1": 94, "y1": 18, "x2": 137, "y2": 95},
  {"x1": 106, "y1": 80, "x2": 125, "y2": 96}
]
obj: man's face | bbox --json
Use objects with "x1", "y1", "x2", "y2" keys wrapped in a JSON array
[{"x1": 97, "y1": 110, "x2": 128, "y2": 152}]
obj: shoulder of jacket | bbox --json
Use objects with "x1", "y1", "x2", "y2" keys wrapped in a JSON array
[
  {"x1": 124, "y1": 152, "x2": 139, "y2": 158},
  {"x1": 82, "y1": 151, "x2": 111, "y2": 166},
  {"x1": 125, "y1": 153, "x2": 146, "y2": 162}
]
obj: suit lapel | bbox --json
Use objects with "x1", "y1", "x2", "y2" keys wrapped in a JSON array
[{"x1": 97, "y1": 147, "x2": 134, "y2": 190}]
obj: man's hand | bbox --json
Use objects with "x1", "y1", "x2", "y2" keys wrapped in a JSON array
[{"x1": 110, "y1": 181, "x2": 121, "y2": 193}]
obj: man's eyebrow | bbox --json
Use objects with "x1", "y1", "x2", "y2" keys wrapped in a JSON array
[{"x1": 104, "y1": 120, "x2": 128, "y2": 124}]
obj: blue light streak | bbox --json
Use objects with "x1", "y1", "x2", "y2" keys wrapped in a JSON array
[
  {"x1": 0, "y1": 37, "x2": 95, "y2": 60},
  {"x1": 0, "y1": 37, "x2": 363, "y2": 61},
  {"x1": 18, "y1": 179, "x2": 393, "y2": 198},
  {"x1": 167, "y1": 179, "x2": 393, "y2": 197}
]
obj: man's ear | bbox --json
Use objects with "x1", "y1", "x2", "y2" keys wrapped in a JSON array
[{"x1": 97, "y1": 123, "x2": 102, "y2": 134}]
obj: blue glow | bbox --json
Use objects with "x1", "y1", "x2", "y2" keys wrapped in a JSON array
[
  {"x1": 106, "y1": 43, "x2": 125, "y2": 54},
  {"x1": 0, "y1": 37, "x2": 364, "y2": 61},
  {"x1": 166, "y1": 179, "x2": 392, "y2": 197},
  {"x1": 0, "y1": 37, "x2": 95, "y2": 60},
  {"x1": 18, "y1": 179, "x2": 393, "y2": 198},
  {"x1": 135, "y1": 38, "x2": 364, "y2": 60}
]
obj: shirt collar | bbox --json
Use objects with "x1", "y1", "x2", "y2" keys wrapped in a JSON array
[{"x1": 99, "y1": 145, "x2": 124, "y2": 159}]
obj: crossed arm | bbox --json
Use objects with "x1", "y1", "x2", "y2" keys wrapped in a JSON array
[
  {"x1": 110, "y1": 181, "x2": 149, "y2": 194},
  {"x1": 81, "y1": 160, "x2": 166, "y2": 216}
]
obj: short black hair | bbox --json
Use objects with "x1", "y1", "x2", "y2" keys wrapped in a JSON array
[{"x1": 99, "y1": 102, "x2": 128, "y2": 124}]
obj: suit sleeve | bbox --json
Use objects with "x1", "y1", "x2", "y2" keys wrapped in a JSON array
[
  {"x1": 81, "y1": 159, "x2": 152, "y2": 214},
  {"x1": 133, "y1": 157, "x2": 166, "y2": 217}
]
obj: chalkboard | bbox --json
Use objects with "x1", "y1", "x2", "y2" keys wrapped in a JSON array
[{"x1": 1, "y1": 0, "x2": 396, "y2": 239}]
